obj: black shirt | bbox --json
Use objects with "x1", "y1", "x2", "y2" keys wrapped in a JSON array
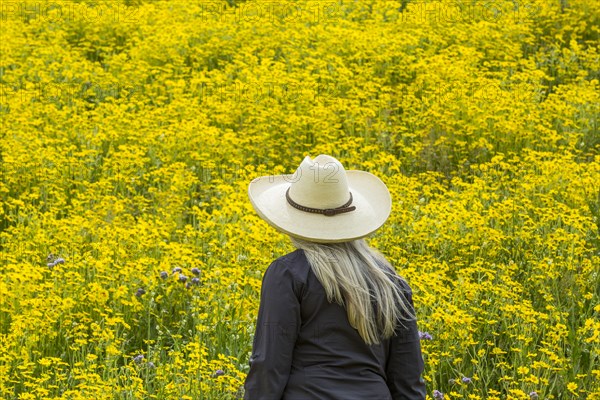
[{"x1": 244, "y1": 249, "x2": 427, "y2": 400}]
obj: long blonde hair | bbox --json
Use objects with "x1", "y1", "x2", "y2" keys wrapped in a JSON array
[{"x1": 290, "y1": 237, "x2": 415, "y2": 345}]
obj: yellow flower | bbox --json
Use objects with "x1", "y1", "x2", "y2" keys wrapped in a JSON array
[{"x1": 567, "y1": 382, "x2": 579, "y2": 395}]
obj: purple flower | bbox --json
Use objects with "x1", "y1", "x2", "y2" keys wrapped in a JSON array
[
  {"x1": 530, "y1": 392, "x2": 539, "y2": 400},
  {"x1": 191, "y1": 277, "x2": 200, "y2": 285},
  {"x1": 147, "y1": 361, "x2": 155, "y2": 369},
  {"x1": 160, "y1": 271, "x2": 168, "y2": 279},
  {"x1": 178, "y1": 274, "x2": 188, "y2": 283},
  {"x1": 213, "y1": 369, "x2": 225, "y2": 377},
  {"x1": 433, "y1": 390, "x2": 444, "y2": 400},
  {"x1": 46, "y1": 256, "x2": 65, "y2": 268},
  {"x1": 133, "y1": 354, "x2": 144, "y2": 364},
  {"x1": 462, "y1": 376, "x2": 472, "y2": 384},
  {"x1": 172, "y1": 267, "x2": 182, "y2": 274},
  {"x1": 419, "y1": 331, "x2": 433, "y2": 340},
  {"x1": 135, "y1": 288, "x2": 146, "y2": 297},
  {"x1": 191, "y1": 268, "x2": 201, "y2": 276}
]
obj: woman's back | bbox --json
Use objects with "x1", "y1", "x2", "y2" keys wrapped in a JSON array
[{"x1": 244, "y1": 249, "x2": 425, "y2": 400}]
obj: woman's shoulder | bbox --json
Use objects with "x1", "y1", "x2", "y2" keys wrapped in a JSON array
[
  {"x1": 395, "y1": 275, "x2": 413, "y2": 296},
  {"x1": 374, "y1": 256, "x2": 413, "y2": 295},
  {"x1": 261, "y1": 249, "x2": 309, "y2": 298},
  {"x1": 275, "y1": 248, "x2": 308, "y2": 266},
  {"x1": 266, "y1": 249, "x2": 311, "y2": 282}
]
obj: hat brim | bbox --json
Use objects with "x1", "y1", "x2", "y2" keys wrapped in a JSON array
[{"x1": 248, "y1": 171, "x2": 391, "y2": 243}]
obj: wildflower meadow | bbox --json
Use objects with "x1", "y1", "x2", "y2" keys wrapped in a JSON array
[{"x1": 0, "y1": 0, "x2": 599, "y2": 399}]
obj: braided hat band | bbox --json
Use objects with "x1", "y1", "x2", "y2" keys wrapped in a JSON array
[{"x1": 285, "y1": 187, "x2": 356, "y2": 216}]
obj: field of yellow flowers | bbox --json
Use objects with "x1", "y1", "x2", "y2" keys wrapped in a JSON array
[{"x1": 1, "y1": 0, "x2": 599, "y2": 398}]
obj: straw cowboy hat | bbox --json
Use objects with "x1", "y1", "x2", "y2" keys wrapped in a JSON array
[{"x1": 248, "y1": 154, "x2": 392, "y2": 243}]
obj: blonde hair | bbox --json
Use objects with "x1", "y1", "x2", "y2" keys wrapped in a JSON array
[{"x1": 290, "y1": 237, "x2": 415, "y2": 345}]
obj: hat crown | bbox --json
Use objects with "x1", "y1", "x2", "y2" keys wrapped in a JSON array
[{"x1": 288, "y1": 155, "x2": 350, "y2": 209}]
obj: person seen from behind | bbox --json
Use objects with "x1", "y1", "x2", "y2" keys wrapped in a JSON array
[{"x1": 244, "y1": 154, "x2": 427, "y2": 399}]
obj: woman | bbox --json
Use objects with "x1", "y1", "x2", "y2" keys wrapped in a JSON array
[{"x1": 244, "y1": 154, "x2": 426, "y2": 399}]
